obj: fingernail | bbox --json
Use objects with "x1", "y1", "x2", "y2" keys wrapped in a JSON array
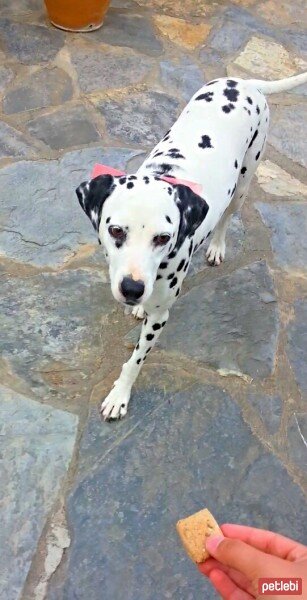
[{"x1": 205, "y1": 535, "x2": 224, "y2": 554}]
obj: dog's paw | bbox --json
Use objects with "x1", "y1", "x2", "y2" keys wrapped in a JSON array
[
  {"x1": 100, "y1": 384, "x2": 130, "y2": 421},
  {"x1": 132, "y1": 305, "x2": 145, "y2": 320},
  {"x1": 206, "y1": 240, "x2": 226, "y2": 266}
]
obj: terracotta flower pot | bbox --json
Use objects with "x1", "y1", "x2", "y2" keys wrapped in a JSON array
[{"x1": 44, "y1": 0, "x2": 110, "y2": 32}]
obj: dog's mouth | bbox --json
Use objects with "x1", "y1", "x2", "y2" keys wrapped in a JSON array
[{"x1": 124, "y1": 300, "x2": 138, "y2": 306}]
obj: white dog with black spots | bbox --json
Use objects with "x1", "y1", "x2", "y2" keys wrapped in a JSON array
[{"x1": 77, "y1": 72, "x2": 307, "y2": 420}]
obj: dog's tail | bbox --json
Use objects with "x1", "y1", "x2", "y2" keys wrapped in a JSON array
[{"x1": 249, "y1": 71, "x2": 307, "y2": 94}]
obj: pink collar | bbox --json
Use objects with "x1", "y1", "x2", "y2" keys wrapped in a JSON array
[{"x1": 91, "y1": 164, "x2": 202, "y2": 196}]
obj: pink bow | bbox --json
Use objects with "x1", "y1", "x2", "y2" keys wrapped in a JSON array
[{"x1": 91, "y1": 164, "x2": 202, "y2": 196}]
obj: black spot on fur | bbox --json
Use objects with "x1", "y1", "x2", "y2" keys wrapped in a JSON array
[
  {"x1": 119, "y1": 176, "x2": 126, "y2": 184},
  {"x1": 228, "y1": 188, "x2": 231, "y2": 195},
  {"x1": 227, "y1": 80, "x2": 238, "y2": 87},
  {"x1": 248, "y1": 129, "x2": 258, "y2": 148},
  {"x1": 152, "y1": 323, "x2": 161, "y2": 331},
  {"x1": 224, "y1": 87, "x2": 239, "y2": 102},
  {"x1": 177, "y1": 259, "x2": 185, "y2": 271},
  {"x1": 244, "y1": 107, "x2": 251, "y2": 116},
  {"x1": 241, "y1": 166, "x2": 247, "y2": 175},
  {"x1": 176, "y1": 288, "x2": 180, "y2": 297},
  {"x1": 159, "y1": 261, "x2": 168, "y2": 269},
  {"x1": 143, "y1": 176, "x2": 149, "y2": 184},
  {"x1": 115, "y1": 240, "x2": 123, "y2": 249},
  {"x1": 137, "y1": 358, "x2": 141, "y2": 364},
  {"x1": 168, "y1": 249, "x2": 177, "y2": 259},
  {"x1": 128, "y1": 175, "x2": 137, "y2": 180},
  {"x1": 198, "y1": 135, "x2": 213, "y2": 149},
  {"x1": 156, "y1": 274, "x2": 162, "y2": 280},
  {"x1": 167, "y1": 149, "x2": 185, "y2": 159},
  {"x1": 222, "y1": 103, "x2": 235, "y2": 113},
  {"x1": 166, "y1": 215, "x2": 172, "y2": 224},
  {"x1": 189, "y1": 240, "x2": 193, "y2": 255},
  {"x1": 170, "y1": 277, "x2": 178, "y2": 288},
  {"x1": 167, "y1": 273, "x2": 175, "y2": 280},
  {"x1": 161, "y1": 321, "x2": 167, "y2": 327},
  {"x1": 127, "y1": 181, "x2": 134, "y2": 189},
  {"x1": 153, "y1": 150, "x2": 163, "y2": 158},
  {"x1": 155, "y1": 163, "x2": 173, "y2": 175},
  {"x1": 246, "y1": 96, "x2": 253, "y2": 105},
  {"x1": 255, "y1": 151, "x2": 260, "y2": 160},
  {"x1": 106, "y1": 216, "x2": 111, "y2": 224},
  {"x1": 234, "y1": 160, "x2": 238, "y2": 169},
  {"x1": 256, "y1": 105, "x2": 260, "y2": 114},
  {"x1": 146, "y1": 333, "x2": 154, "y2": 341},
  {"x1": 206, "y1": 80, "x2": 217, "y2": 86},
  {"x1": 146, "y1": 347, "x2": 152, "y2": 354},
  {"x1": 168, "y1": 186, "x2": 173, "y2": 195},
  {"x1": 207, "y1": 230, "x2": 212, "y2": 238},
  {"x1": 232, "y1": 184, "x2": 237, "y2": 196},
  {"x1": 136, "y1": 343, "x2": 140, "y2": 350},
  {"x1": 196, "y1": 91, "x2": 214, "y2": 102},
  {"x1": 183, "y1": 262, "x2": 189, "y2": 272}
]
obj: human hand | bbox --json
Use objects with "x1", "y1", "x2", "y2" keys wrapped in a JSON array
[{"x1": 198, "y1": 524, "x2": 307, "y2": 599}]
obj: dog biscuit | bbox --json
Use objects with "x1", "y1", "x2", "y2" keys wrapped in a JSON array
[{"x1": 176, "y1": 508, "x2": 222, "y2": 563}]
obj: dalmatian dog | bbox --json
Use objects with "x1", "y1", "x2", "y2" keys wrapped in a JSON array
[{"x1": 76, "y1": 72, "x2": 307, "y2": 421}]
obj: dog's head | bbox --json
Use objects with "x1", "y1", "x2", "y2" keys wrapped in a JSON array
[{"x1": 76, "y1": 174, "x2": 208, "y2": 306}]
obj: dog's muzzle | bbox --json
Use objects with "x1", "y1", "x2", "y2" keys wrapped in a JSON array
[{"x1": 120, "y1": 277, "x2": 145, "y2": 304}]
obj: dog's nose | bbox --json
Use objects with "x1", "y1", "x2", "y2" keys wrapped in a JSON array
[{"x1": 120, "y1": 277, "x2": 145, "y2": 303}]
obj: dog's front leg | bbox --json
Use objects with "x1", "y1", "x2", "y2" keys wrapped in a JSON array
[{"x1": 100, "y1": 309, "x2": 169, "y2": 421}]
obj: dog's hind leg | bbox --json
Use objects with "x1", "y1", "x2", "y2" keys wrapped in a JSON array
[
  {"x1": 207, "y1": 129, "x2": 267, "y2": 266},
  {"x1": 100, "y1": 308, "x2": 169, "y2": 420}
]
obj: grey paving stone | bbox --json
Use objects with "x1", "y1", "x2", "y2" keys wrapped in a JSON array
[
  {"x1": 71, "y1": 46, "x2": 153, "y2": 94},
  {"x1": 0, "y1": 270, "x2": 114, "y2": 402},
  {"x1": 287, "y1": 412, "x2": 307, "y2": 473},
  {"x1": 48, "y1": 384, "x2": 307, "y2": 600},
  {"x1": 286, "y1": 299, "x2": 307, "y2": 396},
  {"x1": 207, "y1": 20, "x2": 252, "y2": 54},
  {"x1": 269, "y1": 105, "x2": 307, "y2": 168},
  {"x1": 2, "y1": 67, "x2": 73, "y2": 114},
  {"x1": 0, "y1": 384, "x2": 78, "y2": 600},
  {"x1": 248, "y1": 392, "x2": 283, "y2": 434},
  {"x1": 90, "y1": 10, "x2": 163, "y2": 56},
  {"x1": 0, "y1": 146, "x2": 140, "y2": 267},
  {"x1": 198, "y1": 48, "x2": 226, "y2": 77},
  {"x1": 159, "y1": 59, "x2": 204, "y2": 102},
  {"x1": 0, "y1": 65, "x2": 14, "y2": 93},
  {"x1": 256, "y1": 203, "x2": 307, "y2": 272},
  {"x1": 0, "y1": 0, "x2": 42, "y2": 13},
  {"x1": 204, "y1": 6, "x2": 275, "y2": 55},
  {"x1": 280, "y1": 29, "x2": 307, "y2": 58},
  {"x1": 0, "y1": 121, "x2": 37, "y2": 158},
  {"x1": 159, "y1": 261, "x2": 278, "y2": 379},
  {"x1": 26, "y1": 104, "x2": 100, "y2": 150},
  {"x1": 97, "y1": 91, "x2": 180, "y2": 146},
  {"x1": 0, "y1": 19, "x2": 64, "y2": 64},
  {"x1": 188, "y1": 214, "x2": 245, "y2": 277}
]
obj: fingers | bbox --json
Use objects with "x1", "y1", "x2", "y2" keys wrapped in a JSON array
[
  {"x1": 208, "y1": 568, "x2": 254, "y2": 600},
  {"x1": 199, "y1": 558, "x2": 255, "y2": 596},
  {"x1": 205, "y1": 536, "x2": 286, "y2": 580},
  {"x1": 221, "y1": 525, "x2": 307, "y2": 561}
]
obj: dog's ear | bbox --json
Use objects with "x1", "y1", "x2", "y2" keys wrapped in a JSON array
[
  {"x1": 174, "y1": 184, "x2": 209, "y2": 249},
  {"x1": 76, "y1": 174, "x2": 116, "y2": 231}
]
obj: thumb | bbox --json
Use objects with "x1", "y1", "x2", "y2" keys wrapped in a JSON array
[{"x1": 206, "y1": 535, "x2": 285, "y2": 581}]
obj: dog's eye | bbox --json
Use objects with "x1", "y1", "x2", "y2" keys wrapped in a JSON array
[
  {"x1": 108, "y1": 225, "x2": 125, "y2": 241},
  {"x1": 153, "y1": 234, "x2": 171, "y2": 246}
]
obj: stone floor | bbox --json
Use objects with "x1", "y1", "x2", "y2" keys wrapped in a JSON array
[{"x1": 0, "y1": 0, "x2": 306, "y2": 598}]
